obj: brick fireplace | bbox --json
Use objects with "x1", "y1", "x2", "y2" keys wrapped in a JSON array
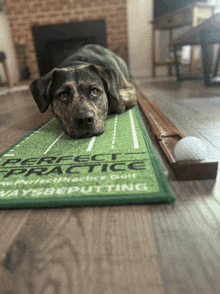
[
  {"x1": 3, "y1": 0, "x2": 128, "y2": 81},
  {"x1": 32, "y1": 19, "x2": 107, "y2": 76}
]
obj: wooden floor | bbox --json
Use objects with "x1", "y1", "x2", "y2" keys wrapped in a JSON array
[{"x1": 0, "y1": 78, "x2": 220, "y2": 294}]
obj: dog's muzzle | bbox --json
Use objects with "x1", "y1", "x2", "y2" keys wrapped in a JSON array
[
  {"x1": 65, "y1": 110, "x2": 105, "y2": 138},
  {"x1": 75, "y1": 112, "x2": 95, "y2": 128}
]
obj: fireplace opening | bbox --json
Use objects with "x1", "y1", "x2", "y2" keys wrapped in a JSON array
[
  {"x1": 32, "y1": 19, "x2": 106, "y2": 76},
  {"x1": 45, "y1": 37, "x2": 96, "y2": 69}
]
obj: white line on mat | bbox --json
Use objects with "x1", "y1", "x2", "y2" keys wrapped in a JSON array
[
  {"x1": 87, "y1": 136, "x2": 96, "y2": 152},
  {"x1": 44, "y1": 132, "x2": 65, "y2": 154},
  {"x1": 129, "y1": 109, "x2": 139, "y2": 149},
  {"x1": 4, "y1": 154, "x2": 15, "y2": 156},
  {"x1": 111, "y1": 114, "x2": 118, "y2": 149}
]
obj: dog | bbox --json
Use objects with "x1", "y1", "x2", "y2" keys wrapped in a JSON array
[{"x1": 30, "y1": 44, "x2": 137, "y2": 138}]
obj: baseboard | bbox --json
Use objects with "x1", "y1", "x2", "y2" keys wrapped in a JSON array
[
  {"x1": 130, "y1": 66, "x2": 175, "y2": 79},
  {"x1": 130, "y1": 69, "x2": 152, "y2": 80}
]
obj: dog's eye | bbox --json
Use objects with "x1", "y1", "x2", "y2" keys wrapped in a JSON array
[
  {"x1": 59, "y1": 93, "x2": 69, "y2": 101},
  {"x1": 91, "y1": 87, "x2": 99, "y2": 96}
]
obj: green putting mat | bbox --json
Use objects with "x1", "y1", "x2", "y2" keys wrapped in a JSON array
[{"x1": 0, "y1": 106, "x2": 176, "y2": 209}]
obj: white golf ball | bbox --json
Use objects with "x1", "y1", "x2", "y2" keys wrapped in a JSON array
[{"x1": 174, "y1": 136, "x2": 207, "y2": 161}]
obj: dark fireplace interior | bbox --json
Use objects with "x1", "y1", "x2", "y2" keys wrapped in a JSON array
[
  {"x1": 46, "y1": 37, "x2": 96, "y2": 68},
  {"x1": 32, "y1": 19, "x2": 107, "y2": 76}
]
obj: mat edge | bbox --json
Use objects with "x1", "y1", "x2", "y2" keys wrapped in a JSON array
[
  {"x1": 135, "y1": 106, "x2": 176, "y2": 203},
  {"x1": 0, "y1": 117, "x2": 54, "y2": 158}
]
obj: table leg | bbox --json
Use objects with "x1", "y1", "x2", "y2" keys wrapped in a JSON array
[
  {"x1": 200, "y1": 30, "x2": 211, "y2": 86},
  {"x1": 152, "y1": 25, "x2": 156, "y2": 77},
  {"x1": 168, "y1": 29, "x2": 173, "y2": 76},
  {"x1": 173, "y1": 46, "x2": 181, "y2": 81},
  {"x1": 213, "y1": 44, "x2": 220, "y2": 77}
]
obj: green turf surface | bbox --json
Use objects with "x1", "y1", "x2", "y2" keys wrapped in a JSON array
[{"x1": 0, "y1": 106, "x2": 176, "y2": 208}]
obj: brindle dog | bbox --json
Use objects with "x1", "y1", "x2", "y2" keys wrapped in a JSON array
[{"x1": 30, "y1": 44, "x2": 137, "y2": 138}]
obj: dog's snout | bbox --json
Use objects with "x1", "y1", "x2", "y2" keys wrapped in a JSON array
[{"x1": 77, "y1": 112, "x2": 94, "y2": 127}]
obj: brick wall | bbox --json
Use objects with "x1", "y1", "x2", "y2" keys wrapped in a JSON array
[{"x1": 3, "y1": 0, "x2": 128, "y2": 81}]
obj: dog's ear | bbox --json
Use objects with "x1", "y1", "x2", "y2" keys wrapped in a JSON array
[
  {"x1": 91, "y1": 65, "x2": 137, "y2": 114},
  {"x1": 29, "y1": 68, "x2": 58, "y2": 113}
]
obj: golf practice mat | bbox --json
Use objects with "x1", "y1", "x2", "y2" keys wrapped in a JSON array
[{"x1": 0, "y1": 106, "x2": 176, "y2": 209}]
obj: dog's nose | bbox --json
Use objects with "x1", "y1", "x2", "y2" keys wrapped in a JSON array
[{"x1": 77, "y1": 112, "x2": 94, "y2": 127}]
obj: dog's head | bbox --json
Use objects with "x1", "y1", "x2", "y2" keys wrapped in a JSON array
[{"x1": 30, "y1": 64, "x2": 136, "y2": 138}]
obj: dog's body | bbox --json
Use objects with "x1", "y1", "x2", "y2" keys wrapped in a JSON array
[{"x1": 30, "y1": 44, "x2": 137, "y2": 138}]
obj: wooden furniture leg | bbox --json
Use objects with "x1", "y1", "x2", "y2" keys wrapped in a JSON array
[
  {"x1": 200, "y1": 30, "x2": 211, "y2": 86},
  {"x1": 152, "y1": 24, "x2": 156, "y2": 77},
  {"x1": 168, "y1": 29, "x2": 173, "y2": 76},
  {"x1": 173, "y1": 46, "x2": 181, "y2": 81},
  {"x1": 213, "y1": 44, "x2": 220, "y2": 77},
  {"x1": 3, "y1": 59, "x2": 13, "y2": 87},
  {"x1": 190, "y1": 45, "x2": 196, "y2": 77}
]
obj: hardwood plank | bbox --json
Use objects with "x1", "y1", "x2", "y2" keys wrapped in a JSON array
[
  {"x1": 152, "y1": 197, "x2": 220, "y2": 294},
  {"x1": 0, "y1": 210, "x2": 31, "y2": 260},
  {"x1": 0, "y1": 206, "x2": 165, "y2": 294},
  {"x1": 0, "y1": 90, "x2": 53, "y2": 153},
  {"x1": 136, "y1": 77, "x2": 220, "y2": 294}
]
